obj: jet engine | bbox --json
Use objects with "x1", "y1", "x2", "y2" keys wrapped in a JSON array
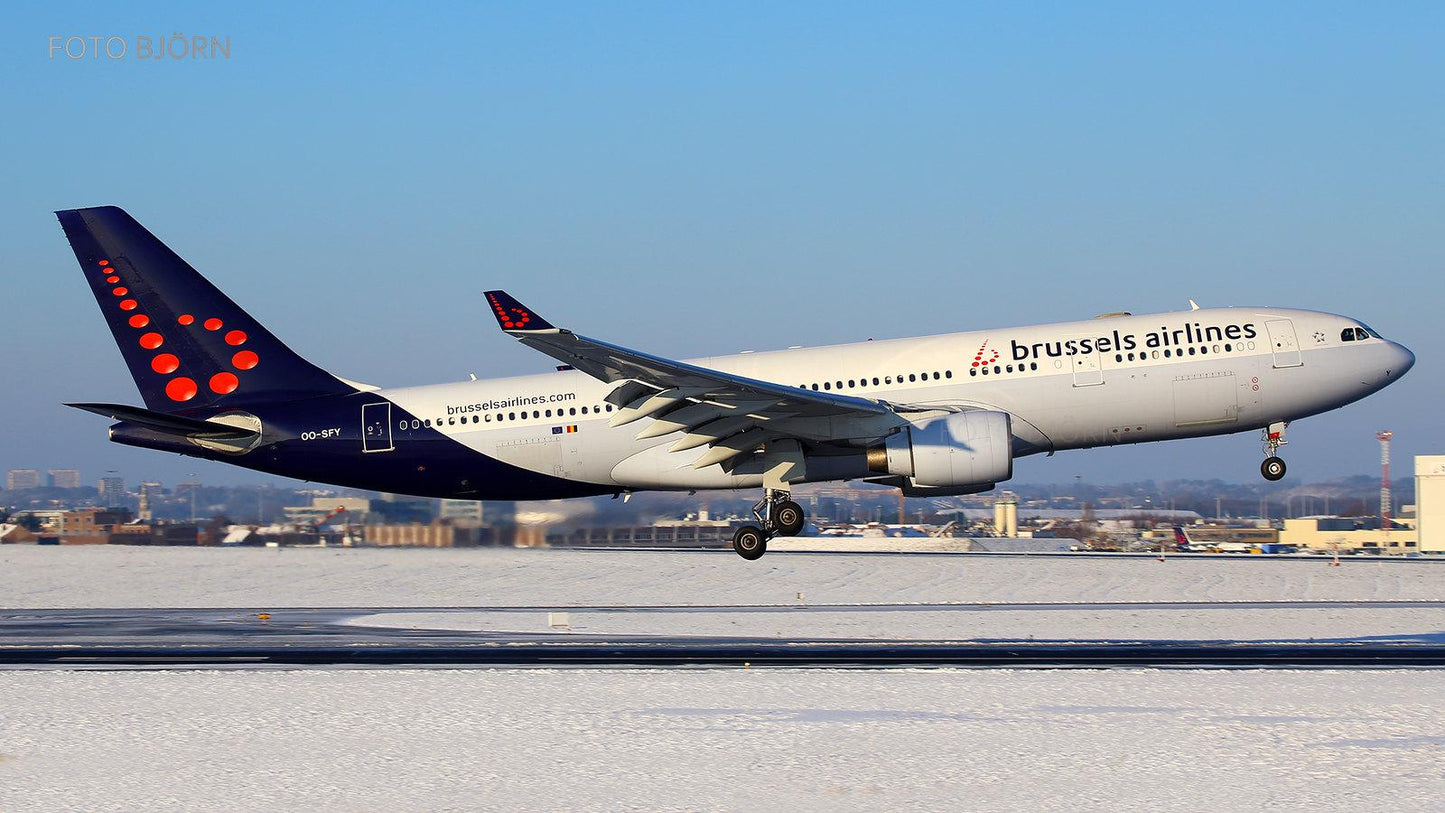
[{"x1": 866, "y1": 410, "x2": 1013, "y2": 489}]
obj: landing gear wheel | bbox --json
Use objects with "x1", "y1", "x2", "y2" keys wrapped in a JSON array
[
  {"x1": 1261, "y1": 456, "x2": 1287, "y2": 481},
  {"x1": 773, "y1": 500, "x2": 805, "y2": 537},
  {"x1": 732, "y1": 525, "x2": 767, "y2": 560}
]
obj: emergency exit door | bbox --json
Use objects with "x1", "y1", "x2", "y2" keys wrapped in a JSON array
[
  {"x1": 1265, "y1": 319, "x2": 1303, "y2": 368},
  {"x1": 362, "y1": 402, "x2": 394, "y2": 453}
]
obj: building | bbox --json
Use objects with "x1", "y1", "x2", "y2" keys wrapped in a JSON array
[
  {"x1": 281, "y1": 496, "x2": 371, "y2": 527},
  {"x1": 439, "y1": 499, "x2": 485, "y2": 524},
  {"x1": 364, "y1": 521, "x2": 493, "y2": 547},
  {"x1": 1279, "y1": 517, "x2": 1418, "y2": 555},
  {"x1": 97, "y1": 476, "x2": 126, "y2": 502},
  {"x1": 1417, "y1": 456, "x2": 1445, "y2": 554},
  {"x1": 58, "y1": 508, "x2": 135, "y2": 545},
  {"x1": 47, "y1": 469, "x2": 81, "y2": 489},
  {"x1": 6, "y1": 469, "x2": 42, "y2": 489},
  {"x1": 0, "y1": 524, "x2": 38, "y2": 544},
  {"x1": 137, "y1": 481, "x2": 165, "y2": 522}
]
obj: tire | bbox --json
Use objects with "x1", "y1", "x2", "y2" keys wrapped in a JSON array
[
  {"x1": 1261, "y1": 456, "x2": 1287, "y2": 481},
  {"x1": 732, "y1": 525, "x2": 768, "y2": 560},
  {"x1": 773, "y1": 500, "x2": 805, "y2": 537}
]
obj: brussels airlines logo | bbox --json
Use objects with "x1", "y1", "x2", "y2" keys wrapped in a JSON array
[
  {"x1": 1007, "y1": 321, "x2": 1260, "y2": 363},
  {"x1": 971, "y1": 340, "x2": 1000, "y2": 369},
  {"x1": 487, "y1": 293, "x2": 533, "y2": 329}
]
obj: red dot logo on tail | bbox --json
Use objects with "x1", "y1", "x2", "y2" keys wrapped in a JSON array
[
  {"x1": 209, "y1": 372, "x2": 239, "y2": 395},
  {"x1": 151, "y1": 354, "x2": 180, "y2": 374},
  {"x1": 165, "y1": 377, "x2": 198, "y2": 402}
]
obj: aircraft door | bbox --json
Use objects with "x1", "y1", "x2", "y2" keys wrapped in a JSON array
[
  {"x1": 362, "y1": 402, "x2": 395, "y2": 453},
  {"x1": 1265, "y1": 319, "x2": 1303, "y2": 368},
  {"x1": 1072, "y1": 341, "x2": 1103, "y2": 387}
]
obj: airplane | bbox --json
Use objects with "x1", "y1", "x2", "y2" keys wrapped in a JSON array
[
  {"x1": 1172, "y1": 525, "x2": 1198, "y2": 553},
  {"x1": 57, "y1": 206, "x2": 1415, "y2": 560}
]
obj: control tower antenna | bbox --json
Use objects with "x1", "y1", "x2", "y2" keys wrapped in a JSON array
[{"x1": 1377, "y1": 430, "x2": 1394, "y2": 537}]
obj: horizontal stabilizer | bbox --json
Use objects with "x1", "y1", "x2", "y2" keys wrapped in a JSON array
[{"x1": 66, "y1": 402, "x2": 260, "y2": 440}]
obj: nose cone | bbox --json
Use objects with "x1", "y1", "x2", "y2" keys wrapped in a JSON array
[
  {"x1": 1389, "y1": 341, "x2": 1416, "y2": 380},
  {"x1": 1381, "y1": 340, "x2": 1416, "y2": 384}
]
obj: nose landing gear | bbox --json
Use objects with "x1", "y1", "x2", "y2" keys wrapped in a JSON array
[
  {"x1": 731, "y1": 488, "x2": 807, "y2": 560},
  {"x1": 1260, "y1": 422, "x2": 1288, "y2": 482}
]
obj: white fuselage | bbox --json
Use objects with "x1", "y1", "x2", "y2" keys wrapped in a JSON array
[{"x1": 378, "y1": 306, "x2": 1412, "y2": 491}]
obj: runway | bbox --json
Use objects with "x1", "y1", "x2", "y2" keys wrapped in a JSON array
[{"x1": 4, "y1": 603, "x2": 1444, "y2": 668}]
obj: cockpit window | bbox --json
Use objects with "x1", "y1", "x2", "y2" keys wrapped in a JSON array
[{"x1": 1341, "y1": 328, "x2": 1356, "y2": 342}]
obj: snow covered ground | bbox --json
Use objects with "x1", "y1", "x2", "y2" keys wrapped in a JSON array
[
  {"x1": 2, "y1": 544, "x2": 1442, "y2": 609},
  {"x1": 3, "y1": 668, "x2": 1444, "y2": 811},
  {"x1": 3, "y1": 546, "x2": 1443, "y2": 810}
]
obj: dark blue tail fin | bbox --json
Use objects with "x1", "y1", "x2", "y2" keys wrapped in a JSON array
[{"x1": 57, "y1": 206, "x2": 353, "y2": 413}]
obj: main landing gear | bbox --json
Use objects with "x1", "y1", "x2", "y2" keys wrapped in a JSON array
[
  {"x1": 731, "y1": 488, "x2": 806, "y2": 561},
  {"x1": 1260, "y1": 421, "x2": 1288, "y2": 482}
]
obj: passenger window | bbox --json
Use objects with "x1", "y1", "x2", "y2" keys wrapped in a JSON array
[
  {"x1": 424, "y1": 419, "x2": 431, "y2": 427},
  {"x1": 908, "y1": 374, "x2": 916, "y2": 382},
  {"x1": 932, "y1": 372, "x2": 940, "y2": 380},
  {"x1": 970, "y1": 368, "x2": 977, "y2": 377},
  {"x1": 509, "y1": 412, "x2": 516, "y2": 420},
  {"x1": 884, "y1": 376, "x2": 892, "y2": 384},
  {"x1": 872, "y1": 377, "x2": 880, "y2": 386},
  {"x1": 848, "y1": 380, "x2": 855, "y2": 388},
  {"x1": 570, "y1": 408, "x2": 577, "y2": 416},
  {"x1": 811, "y1": 383, "x2": 819, "y2": 390},
  {"x1": 1031, "y1": 362, "x2": 1038, "y2": 370},
  {"x1": 823, "y1": 382, "x2": 831, "y2": 390},
  {"x1": 581, "y1": 407, "x2": 588, "y2": 415},
  {"x1": 944, "y1": 370, "x2": 952, "y2": 379}
]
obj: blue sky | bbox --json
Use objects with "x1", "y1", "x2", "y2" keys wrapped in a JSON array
[{"x1": 1, "y1": 2, "x2": 1440, "y2": 487}]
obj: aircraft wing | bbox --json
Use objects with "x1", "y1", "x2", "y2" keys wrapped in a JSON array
[{"x1": 483, "y1": 291, "x2": 906, "y2": 468}]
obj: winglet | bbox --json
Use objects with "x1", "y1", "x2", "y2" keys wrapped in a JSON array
[{"x1": 484, "y1": 291, "x2": 556, "y2": 332}]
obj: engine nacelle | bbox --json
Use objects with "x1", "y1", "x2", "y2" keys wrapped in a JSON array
[{"x1": 867, "y1": 411, "x2": 1013, "y2": 488}]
